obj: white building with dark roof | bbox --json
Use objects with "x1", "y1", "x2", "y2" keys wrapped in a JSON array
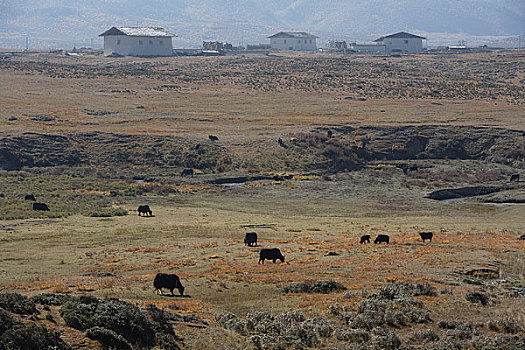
[
  {"x1": 374, "y1": 32, "x2": 426, "y2": 52},
  {"x1": 99, "y1": 27, "x2": 174, "y2": 57},
  {"x1": 268, "y1": 32, "x2": 318, "y2": 51}
]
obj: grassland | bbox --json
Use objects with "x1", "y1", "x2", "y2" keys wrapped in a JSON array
[{"x1": 0, "y1": 50, "x2": 524, "y2": 349}]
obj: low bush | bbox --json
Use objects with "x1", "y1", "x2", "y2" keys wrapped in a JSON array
[
  {"x1": 487, "y1": 318, "x2": 522, "y2": 334},
  {"x1": 0, "y1": 292, "x2": 37, "y2": 315},
  {"x1": 30, "y1": 293, "x2": 72, "y2": 306},
  {"x1": 281, "y1": 280, "x2": 347, "y2": 294},
  {"x1": 465, "y1": 291, "x2": 489, "y2": 306},
  {"x1": 60, "y1": 296, "x2": 162, "y2": 348},
  {"x1": 0, "y1": 308, "x2": 71, "y2": 350},
  {"x1": 85, "y1": 327, "x2": 132, "y2": 350}
]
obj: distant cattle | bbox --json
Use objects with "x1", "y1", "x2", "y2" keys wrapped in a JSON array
[
  {"x1": 510, "y1": 174, "x2": 520, "y2": 182},
  {"x1": 137, "y1": 205, "x2": 152, "y2": 216},
  {"x1": 259, "y1": 248, "x2": 285, "y2": 264},
  {"x1": 326, "y1": 251, "x2": 340, "y2": 256},
  {"x1": 25, "y1": 194, "x2": 36, "y2": 201},
  {"x1": 518, "y1": 234, "x2": 525, "y2": 241},
  {"x1": 402, "y1": 166, "x2": 419, "y2": 175},
  {"x1": 0, "y1": 193, "x2": 4, "y2": 198},
  {"x1": 374, "y1": 234, "x2": 390, "y2": 244},
  {"x1": 209, "y1": 135, "x2": 219, "y2": 141},
  {"x1": 33, "y1": 202, "x2": 49, "y2": 211},
  {"x1": 327, "y1": 130, "x2": 333, "y2": 138},
  {"x1": 360, "y1": 235, "x2": 371, "y2": 244},
  {"x1": 153, "y1": 273, "x2": 185, "y2": 296},
  {"x1": 181, "y1": 168, "x2": 194, "y2": 177},
  {"x1": 244, "y1": 232, "x2": 257, "y2": 247},
  {"x1": 419, "y1": 232, "x2": 433, "y2": 242},
  {"x1": 278, "y1": 138, "x2": 285, "y2": 148}
]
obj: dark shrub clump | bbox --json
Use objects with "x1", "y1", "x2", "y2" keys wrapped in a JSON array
[
  {"x1": 60, "y1": 296, "x2": 155, "y2": 348},
  {"x1": 0, "y1": 307, "x2": 71, "y2": 350},
  {"x1": 0, "y1": 292, "x2": 37, "y2": 315},
  {"x1": 85, "y1": 327, "x2": 132, "y2": 350},
  {"x1": 281, "y1": 280, "x2": 347, "y2": 294},
  {"x1": 465, "y1": 291, "x2": 489, "y2": 306}
]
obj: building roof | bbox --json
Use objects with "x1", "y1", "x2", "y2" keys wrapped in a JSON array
[
  {"x1": 99, "y1": 27, "x2": 174, "y2": 37},
  {"x1": 268, "y1": 31, "x2": 318, "y2": 39},
  {"x1": 374, "y1": 32, "x2": 426, "y2": 42}
]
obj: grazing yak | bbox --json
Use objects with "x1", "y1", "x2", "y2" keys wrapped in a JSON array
[
  {"x1": 153, "y1": 273, "x2": 185, "y2": 296},
  {"x1": 244, "y1": 232, "x2": 257, "y2": 247},
  {"x1": 259, "y1": 248, "x2": 285, "y2": 264},
  {"x1": 374, "y1": 234, "x2": 390, "y2": 244},
  {"x1": 180, "y1": 168, "x2": 194, "y2": 177},
  {"x1": 209, "y1": 135, "x2": 219, "y2": 141},
  {"x1": 33, "y1": 202, "x2": 49, "y2": 211},
  {"x1": 360, "y1": 235, "x2": 371, "y2": 244},
  {"x1": 510, "y1": 174, "x2": 520, "y2": 182},
  {"x1": 137, "y1": 205, "x2": 152, "y2": 216},
  {"x1": 25, "y1": 194, "x2": 36, "y2": 201},
  {"x1": 419, "y1": 232, "x2": 433, "y2": 242},
  {"x1": 518, "y1": 234, "x2": 525, "y2": 241}
]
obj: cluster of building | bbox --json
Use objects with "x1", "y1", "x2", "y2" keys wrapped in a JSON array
[{"x1": 99, "y1": 26, "x2": 427, "y2": 57}]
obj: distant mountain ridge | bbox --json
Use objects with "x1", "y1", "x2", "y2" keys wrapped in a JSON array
[{"x1": 0, "y1": 0, "x2": 523, "y2": 49}]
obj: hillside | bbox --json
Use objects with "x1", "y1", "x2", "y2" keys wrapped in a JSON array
[{"x1": 0, "y1": 0, "x2": 523, "y2": 49}]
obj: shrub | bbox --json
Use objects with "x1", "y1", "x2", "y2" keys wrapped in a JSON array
[
  {"x1": 334, "y1": 328, "x2": 369, "y2": 343},
  {"x1": 0, "y1": 292, "x2": 37, "y2": 315},
  {"x1": 144, "y1": 305, "x2": 183, "y2": 349},
  {"x1": 465, "y1": 291, "x2": 489, "y2": 306},
  {"x1": 281, "y1": 280, "x2": 347, "y2": 294},
  {"x1": 408, "y1": 328, "x2": 440, "y2": 343},
  {"x1": 30, "y1": 293, "x2": 72, "y2": 306},
  {"x1": 60, "y1": 297, "x2": 155, "y2": 348},
  {"x1": 371, "y1": 328, "x2": 401, "y2": 350},
  {"x1": 0, "y1": 308, "x2": 17, "y2": 335},
  {"x1": 0, "y1": 310, "x2": 71, "y2": 350},
  {"x1": 85, "y1": 327, "x2": 132, "y2": 350},
  {"x1": 215, "y1": 313, "x2": 246, "y2": 335},
  {"x1": 487, "y1": 318, "x2": 522, "y2": 334}
]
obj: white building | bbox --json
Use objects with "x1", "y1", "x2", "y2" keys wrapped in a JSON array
[
  {"x1": 99, "y1": 27, "x2": 174, "y2": 57},
  {"x1": 373, "y1": 32, "x2": 426, "y2": 53},
  {"x1": 349, "y1": 43, "x2": 386, "y2": 53},
  {"x1": 268, "y1": 32, "x2": 318, "y2": 51}
]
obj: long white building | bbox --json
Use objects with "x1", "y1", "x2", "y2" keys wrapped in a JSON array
[
  {"x1": 99, "y1": 27, "x2": 174, "y2": 57},
  {"x1": 268, "y1": 32, "x2": 318, "y2": 51},
  {"x1": 374, "y1": 32, "x2": 426, "y2": 53}
]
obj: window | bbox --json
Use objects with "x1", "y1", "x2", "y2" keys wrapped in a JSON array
[
  {"x1": 284, "y1": 39, "x2": 287, "y2": 44},
  {"x1": 404, "y1": 40, "x2": 408, "y2": 44},
  {"x1": 298, "y1": 40, "x2": 301, "y2": 43},
  {"x1": 309, "y1": 40, "x2": 312, "y2": 44},
  {"x1": 159, "y1": 41, "x2": 163, "y2": 45},
  {"x1": 149, "y1": 40, "x2": 153, "y2": 45},
  {"x1": 117, "y1": 39, "x2": 120, "y2": 45},
  {"x1": 139, "y1": 40, "x2": 143, "y2": 45}
]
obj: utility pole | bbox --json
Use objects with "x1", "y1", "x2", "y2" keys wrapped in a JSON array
[
  {"x1": 90, "y1": 38, "x2": 93, "y2": 49},
  {"x1": 25, "y1": 37, "x2": 28, "y2": 50}
]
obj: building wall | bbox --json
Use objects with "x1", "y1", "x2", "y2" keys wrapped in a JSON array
[
  {"x1": 104, "y1": 35, "x2": 173, "y2": 56},
  {"x1": 383, "y1": 38, "x2": 423, "y2": 52},
  {"x1": 270, "y1": 37, "x2": 316, "y2": 51},
  {"x1": 350, "y1": 44, "x2": 386, "y2": 53}
]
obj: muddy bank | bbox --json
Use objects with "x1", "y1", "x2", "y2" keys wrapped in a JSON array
[
  {"x1": 426, "y1": 186, "x2": 503, "y2": 201},
  {"x1": 1, "y1": 126, "x2": 524, "y2": 172}
]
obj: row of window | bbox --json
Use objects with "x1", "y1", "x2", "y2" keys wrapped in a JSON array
[
  {"x1": 283, "y1": 39, "x2": 313, "y2": 44},
  {"x1": 116, "y1": 39, "x2": 164, "y2": 45}
]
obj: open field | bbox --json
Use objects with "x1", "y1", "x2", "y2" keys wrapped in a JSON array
[{"x1": 0, "y1": 50, "x2": 524, "y2": 349}]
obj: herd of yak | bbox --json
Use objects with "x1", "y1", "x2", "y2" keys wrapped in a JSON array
[
  {"x1": 146, "y1": 204, "x2": 438, "y2": 297},
  {"x1": 14, "y1": 183, "x2": 522, "y2": 297}
]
